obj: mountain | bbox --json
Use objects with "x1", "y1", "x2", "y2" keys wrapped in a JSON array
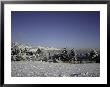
[
  {"x1": 12, "y1": 42, "x2": 60, "y2": 51},
  {"x1": 37, "y1": 46, "x2": 60, "y2": 50}
]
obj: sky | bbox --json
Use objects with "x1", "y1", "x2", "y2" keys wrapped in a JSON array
[{"x1": 11, "y1": 11, "x2": 100, "y2": 49}]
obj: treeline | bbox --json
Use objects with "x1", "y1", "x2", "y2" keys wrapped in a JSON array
[{"x1": 11, "y1": 43, "x2": 100, "y2": 63}]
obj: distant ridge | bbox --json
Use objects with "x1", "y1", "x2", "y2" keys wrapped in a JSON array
[{"x1": 11, "y1": 42, "x2": 60, "y2": 50}]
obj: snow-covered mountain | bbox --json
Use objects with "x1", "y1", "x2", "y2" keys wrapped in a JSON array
[
  {"x1": 37, "y1": 46, "x2": 60, "y2": 50},
  {"x1": 12, "y1": 42, "x2": 60, "y2": 51}
]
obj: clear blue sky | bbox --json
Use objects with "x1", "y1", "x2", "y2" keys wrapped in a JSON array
[{"x1": 11, "y1": 11, "x2": 100, "y2": 49}]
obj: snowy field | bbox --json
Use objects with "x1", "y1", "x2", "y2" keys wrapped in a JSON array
[{"x1": 11, "y1": 61, "x2": 100, "y2": 77}]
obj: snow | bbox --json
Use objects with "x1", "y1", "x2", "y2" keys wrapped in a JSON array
[
  {"x1": 38, "y1": 46, "x2": 60, "y2": 50},
  {"x1": 11, "y1": 61, "x2": 100, "y2": 77},
  {"x1": 12, "y1": 42, "x2": 60, "y2": 51}
]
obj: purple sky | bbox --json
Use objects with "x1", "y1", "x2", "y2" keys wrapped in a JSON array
[{"x1": 11, "y1": 11, "x2": 100, "y2": 49}]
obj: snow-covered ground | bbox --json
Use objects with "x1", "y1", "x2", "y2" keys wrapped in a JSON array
[{"x1": 11, "y1": 61, "x2": 100, "y2": 77}]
